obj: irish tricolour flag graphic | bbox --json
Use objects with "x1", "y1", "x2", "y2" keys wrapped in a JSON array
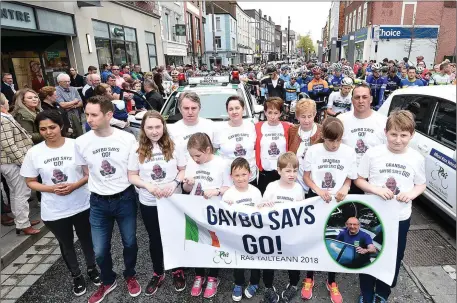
[{"x1": 185, "y1": 215, "x2": 220, "y2": 247}]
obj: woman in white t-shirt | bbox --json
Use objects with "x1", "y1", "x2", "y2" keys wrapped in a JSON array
[
  {"x1": 303, "y1": 117, "x2": 357, "y2": 303},
  {"x1": 214, "y1": 95, "x2": 257, "y2": 185},
  {"x1": 127, "y1": 110, "x2": 186, "y2": 295},
  {"x1": 183, "y1": 132, "x2": 231, "y2": 299},
  {"x1": 20, "y1": 110, "x2": 100, "y2": 297}
]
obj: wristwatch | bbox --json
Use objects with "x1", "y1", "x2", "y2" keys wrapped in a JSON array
[
  {"x1": 216, "y1": 188, "x2": 221, "y2": 196},
  {"x1": 173, "y1": 179, "x2": 182, "y2": 186}
]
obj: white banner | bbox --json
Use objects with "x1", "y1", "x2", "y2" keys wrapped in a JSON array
[{"x1": 158, "y1": 194, "x2": 399, "y2": 285}]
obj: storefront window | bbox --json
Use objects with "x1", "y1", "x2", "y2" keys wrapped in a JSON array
[
  {"x1": 92, "y1": 20, "x2": 139, "y2": 69},
  {"x1": 145, "y1": 31, "x2": 158, "y2": 69}
]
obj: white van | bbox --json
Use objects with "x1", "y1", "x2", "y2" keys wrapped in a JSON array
[{"x1": 378, "y1": 85, "x2": 456, "y2": 221}]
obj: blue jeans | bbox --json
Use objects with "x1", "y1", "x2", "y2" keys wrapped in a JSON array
[
  {"x1": 89, "y1": 186, "x2": 138, "y2": 285},
  {"x1": 359, "y1": 217, "x2": 411, "y2": 301}
]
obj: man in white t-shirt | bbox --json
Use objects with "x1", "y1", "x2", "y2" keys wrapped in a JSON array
[
  {"x1": 169, "y1": 91, "x2": 214, "y2": 148},
  {"x1": 338, "y1": 84, "x2": 387, "y2": 194},
  {"x1": 74, "y1": 95, "x2": 141, "y2": 303}
]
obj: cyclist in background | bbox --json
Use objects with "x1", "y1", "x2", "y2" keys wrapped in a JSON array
[
  {"x1": 366, "y1": 63, "x2": 387, "y2": 110},
  {"x1": 280, "y1": 66, "x2": 291, "y2": 82},
  {"x1": 400, "y1": 66, "x2": 424, "y2": 88},
  {"x1": 327, "y1": 77, "x2": 353, "y2": 117},
  {"x1": 308, "y1": 66, "x2": 329, "y2": 122},
  {"x1": 328, "y1": 63, "x2": 345, "y2": 92},
  {"x1": 385, "y1": 66, "x2": 401, "y2": 99},
  {"x1": 297, "y1": 71, "x2": 312, "y2": 95}
]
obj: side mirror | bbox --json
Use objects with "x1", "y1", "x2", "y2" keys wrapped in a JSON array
[{"x1": 254, "y1": 104, "x2": 264, "y2": 114}]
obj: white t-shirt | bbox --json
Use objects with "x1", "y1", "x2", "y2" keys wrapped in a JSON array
[
  {"x1": 128, "y1": 142, "x2": 186, "y2": 206},
  {"x1": 214, "y1": 121, "x2": 257, "y2": 181},
  {"x1": 304, "y1": 143, "x2": 357, "y2": 195},
  {"x1": 296, "y1": 124, "x2": 318, "y2": 192},
  {"x1": 20, "y1": 139, "x2": 90, "y2": 221},
  {"x1": 338, "y1": 111, "x2": 387, "y2": 166},
  {"x1": 358, "y1": 145, "x2": 426, "y2": 220},
  {"x1": 432, "y1": 73, "x2": 451, "y2": 85},
  {"x1": 74, "y1": 128, "x2": 136, "y2": 195},
  {"x1": 327, "y1": 91, "x2": 352, "y2": 114},
  {"x1": 222, "y1": 185, "x2": 262, "y2": 207},
  {"x1": 185, "y1": 155, "x2": 232, "y2": 200},
  {"x1": 263, "y1": 180, "x2": 305, "y2": 204},
  {"x1": 169, "y1": 117, "x2": 214, "y2": 146},
  {"x1": 259, "y1": 123, "x2": 287, "y2": 171}
]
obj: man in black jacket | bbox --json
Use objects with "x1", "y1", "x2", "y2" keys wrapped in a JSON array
[
  {"x1": 143, "y1": 79, "x2": 164, "y2": 111},
  {"x1": 1, "y1": 73, "x2": 17, "y2": 111},
  {"x1": 242, "y1": 65, "x2": 286, "y2": 101}
]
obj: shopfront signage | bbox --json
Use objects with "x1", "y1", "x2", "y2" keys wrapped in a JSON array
[
  {"x1": 372, "y1": 26, "x2": 439, "y2": 40},
  {"x1": 0, "y1": 3, "x2": 37, "y2": 30},
  {"x1": 46, "y1": 51, "x2": 60, "y2": 59},
  {"x1": 355, "y1": 27, "x2": 368, "y2": 43},
  {"x1": 342, "y1": 35, "x2": 348, "y2": 46}
]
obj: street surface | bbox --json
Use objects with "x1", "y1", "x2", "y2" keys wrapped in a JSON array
[{"x1": 3, "y1": 198, "x2": 455, "y2": 303}]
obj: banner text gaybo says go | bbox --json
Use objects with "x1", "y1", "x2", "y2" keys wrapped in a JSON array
[{"x1": 158, "y1": 194, "x2": 399, "y2": 285}]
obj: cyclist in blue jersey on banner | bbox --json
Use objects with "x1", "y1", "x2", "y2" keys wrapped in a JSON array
[{"x1": 366, "y1": 63, "x2": 387, "y2": 110}]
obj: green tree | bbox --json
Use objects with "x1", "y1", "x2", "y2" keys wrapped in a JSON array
[{"x1": 297, "y1": 35, "x2": 315, "y2": 54}]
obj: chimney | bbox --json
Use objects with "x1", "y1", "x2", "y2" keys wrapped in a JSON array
[
  {"x1": 259, "y1": 9, "x2": 262, "y2": 16},
  {"x1": 269, "y1": 16, "x2": 272, "y2": 22}
]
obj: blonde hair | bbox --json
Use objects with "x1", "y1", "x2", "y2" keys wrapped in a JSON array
[
  {"x1": 295, "y1": 98, "x2": 317, "y2": 116},
  {"x1": 12, "y1": 88, "x2": 42, "y2": 116},
  {"x1": 137, "y1": 110, "x2": 175, "y2": 163},
  {"x1": 277, "y1": 152, "x2": 299, "y2": 170},
  {"x1": 386, "y1": 110, "x2": 415, "y2": 135},
  {"x1": 0, "y1": 93, "x2": 7, "y2": 106}
]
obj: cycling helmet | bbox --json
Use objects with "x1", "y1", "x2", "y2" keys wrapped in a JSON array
[
  {"x1": 290, "y1": 72, "x2": 298, "y2": 79},
  {"x1": 416, "y1": 66, "x2": 424, "y2": 74},
  {"x1": 170, "y1": 70, "x2": 179, "y2": 76},
  {"x1": 333, "y1": 63, "x2": 343, "y2": 71},
  {"x1": 341, "y1": 77, "x2": 354, "y2": 86},
  {"x1": 265, "y1": 65, "x2": 277, "y2": 74},
  {"x1": 312, "y1": 66, "x2": 321, "y2": 75},
  {"x1": 372, "y1": 63, "x2": 383, "y2": 71}
]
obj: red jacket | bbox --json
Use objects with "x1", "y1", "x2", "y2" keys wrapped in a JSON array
[{"x1": 255, "y1": 121, "x2": 291, "y2": 171}]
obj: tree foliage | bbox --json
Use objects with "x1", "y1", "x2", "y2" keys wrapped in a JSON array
[{"x1": 297, "y1": 35, "x2": 315, "y2": 53}]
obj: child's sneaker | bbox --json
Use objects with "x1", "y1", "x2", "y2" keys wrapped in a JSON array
[
  {"x1": 190, "y1": 276, "x2": 205, "y2": 297},
  {"x1": 203, "y1": 277, "x2": 219, "y2": 299},
  {"x1": 145, "y1": 273, "x2": 165, "y2": 295},
  {"x1": 232, "y1": 285, "x2": 243, "y2": 301},
  {"x1": 172, "y1": 269, "x2": 186, "y2": 292},
  {"x1": 281, "y1": 283, "x2": 298, "y2": 302},
  {"x1": 326, "y1": 281, "x2": 343, "y2": 303},
  {"x1": 244, "y1": 283, "x2": 259, "y2": 299},
  {"x1": 301, "y1": 278, "x2": 314, "y2": 300},
  {"x1": 263, "y1": 286, "x2": 279, "y2": 303}
]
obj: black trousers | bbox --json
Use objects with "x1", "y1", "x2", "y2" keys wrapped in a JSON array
[
  {"x1": 257, "y1": 170, "x2": 280, "y2": 195},
  {"x1": 1, "y1": 175, "x2": 10, "y2": 214},
  {"x1": 234, "y1": 269, "x2": 261, "y2": 286},
  {"x1": 195, "y1": 268, "x2": 219, "y2": 278},
  {"x1": 139, "y1": 204, "x2": 165, "y2": 275},
  {"x1": 44, "y1": 209, "x2": 96, "y2": 277}
]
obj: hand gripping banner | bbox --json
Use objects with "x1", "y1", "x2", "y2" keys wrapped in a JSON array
[{"x1": 158, "y1": 194, "x2": 399, "y2": 285}]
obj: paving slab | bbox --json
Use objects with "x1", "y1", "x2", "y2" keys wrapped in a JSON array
[
  {"x1": 411, "y1": 266, "x2": 456, "y2": 296},
  {"x1": 432, "y1": 294, "x2": 457, "y2": 303}
]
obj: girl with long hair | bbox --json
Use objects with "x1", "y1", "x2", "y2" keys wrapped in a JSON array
[
  {"x1": 127, "y1": 110, "x2": 186, "y2": 295},
  {"x1": 183, "y1": 132, "x2": 231, "y2": 299},
  {"x1": 12, "y1": 88, "x2": 43, "y2": 144}
]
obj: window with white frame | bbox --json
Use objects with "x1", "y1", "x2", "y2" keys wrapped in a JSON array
[
  {"x1": 145, "y1": 31, "x2": 157, "y2": 69},
  {"x1": 362, "y1": 2, "x2": 368, "y2": 27},
  {"x1": 357, "y1": 6, "x2": 361, "y2": 30},
  {"x1": 215, "y1": 36, "x2": 221, "y2": 49},
  {"x1": 216, "y1": 16, "x2": 221, "y2": 30},
  {"x1": 232, "y1": 37, "x2": 235, "y2": 49},
  {"x1": 345, "y1": 15, "x2": 349, "y2": 34},
  {"x1": 352, "y1": 11, "x2": 356, "y2": 32},
  {"x1": 164, "y1": 13, "x2": 170, "y2": 40}
]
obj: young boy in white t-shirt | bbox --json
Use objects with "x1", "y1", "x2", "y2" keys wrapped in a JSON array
[
  {"x1": 355, "y1": 110, "x2": 426, "y2": 303},
  {"x1": 261, "y1": 152, "x2": 305, "y2": 303},
  {"x1": 222, "y1": 158, "x2": 262, "y2": 302}
]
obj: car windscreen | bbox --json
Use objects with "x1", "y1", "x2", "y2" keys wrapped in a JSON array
[{"x1": 162, "y1": 89, "x2": 249, "y2": 123}]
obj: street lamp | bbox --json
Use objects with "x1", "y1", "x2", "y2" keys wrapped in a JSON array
[{"x1": 307, "y1": 47, "x2": 310, "y2": 61}]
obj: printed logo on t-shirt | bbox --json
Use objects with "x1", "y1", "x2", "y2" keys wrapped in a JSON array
[
  {"x1": 51, "y1": 169, "x2": 68, "y2": 184},
  {"x1": 151, "y1": 164, "x2": 167, "y2": 181},
  {"x1": 321, "y1": 172, "x2": 336, "y2": 189},
  {"x1": 100, "y1": 159, "x2": 117, "y2": 177},
  {"x1": 268, "y1": 142, "x2": 280, "y2": 156},
  {"x1": 237, "y1": 198, "x2": 254, "y2": 206},
  {"x1": 194, "y1": 183, "x2": 204, "y2": 196},
  {"x1": 384, "y1": 176, "x2": 401, "y2": 195},
  {"x1": 234, "y1": 144, "x2": 247, "y2": 157},
  {"x1": 355, "y1": 138, "x2": 369, "y2": 154}
]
